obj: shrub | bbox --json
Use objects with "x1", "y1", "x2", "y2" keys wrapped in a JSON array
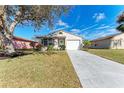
[
  {"x1": 59, "y1": 45, "x2": 66, "y2": 50},
  {"x1": 83, "y1": 40, "x2": 91, "y2": 49},
  {"x1": 35, "y1": 44, "x2": 42, "y2": 51},
  {"x1": 46, "y1": 45, "x2": 54, "y2": 55},
  {"x1": 47, "y1": 45, "x2": 54, "y2": 51},
  {"x1": 30, "y1": 42, "x2": 35, "y2": 49}
]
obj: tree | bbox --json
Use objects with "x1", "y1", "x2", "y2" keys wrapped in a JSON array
[
  {"x1": 0, "y1": 5, "x2": 71, "y2": 54},
  {"x1": 83, "y1": 40, "x2": 91, "y2": 49},
  {"x1": 116, "y1": 12, "x2": 124, "y2": 32}
]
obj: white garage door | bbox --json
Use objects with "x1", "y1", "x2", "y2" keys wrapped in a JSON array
[{"x1": 66, "y1": 40, "x2": 80, "y2": 50}]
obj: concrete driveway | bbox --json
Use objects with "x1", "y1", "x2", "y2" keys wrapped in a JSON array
[{"x1": 67, "y1": 50, "x2": 124, "y2": 88}]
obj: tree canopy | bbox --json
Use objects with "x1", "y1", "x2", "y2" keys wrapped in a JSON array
[
  {"x1": 116, "y1": 12, "x2": 124, "y2": 32},
  {"x1": 0, "y1": 5, "x2": 71, "y2": 53},
  {"x1": 1, "y1": 6, "x2": 71, "y2": 31}
]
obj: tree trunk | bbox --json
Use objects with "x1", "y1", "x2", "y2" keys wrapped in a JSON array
[
  {"x1": 0, "y1": 6, "x2": 16, "y2": 54},
  {"x1": 0, "y1": 36, "x2": 16, "y2": 54},
  {"x1": 1, "y1": 21, "x2": 18, "y2": 54},
  {"x1": 5, "y1": 21, "x2": 18, "y2": 54},
  {"x1": 1, "y1": 31, "x2": 15, "y2": 54}
]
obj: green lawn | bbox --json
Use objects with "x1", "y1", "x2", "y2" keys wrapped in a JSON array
[
  {"x1": 0, "y1": 52, "x2": 81, "y2": 88},
  {"x1": 87, "y1": 49, "x2": 124, "y2": 64}
]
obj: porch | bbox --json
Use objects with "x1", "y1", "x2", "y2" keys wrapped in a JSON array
[{"x1": 40, "y1": 36, "x2": 66, "y2": 49}]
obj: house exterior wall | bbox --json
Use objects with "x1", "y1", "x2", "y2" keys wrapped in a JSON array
[
  {"x1": 91, "y1": 38, "x2": 112, "y2": 49},
  {"x1": 12, "y1": 40, "x2": 33, "y2": 49},
  {"x1": 53, "y1": 30, "x2": 82, "y2": 40},
  {"x1": 0, "y1": 36, "x2": 36, "y2": 49},
  {"x1": 52, "y1": 30, "x2": 83, "y2": 48},
  {"x1": 110, "y1": 33, "x2": 124, "y2": 49},
  {"x1": 54, "y1": 38, "x2": 58, "y2": 48},
  {"x1": 91, "y1": 33, "x2": 124, "y2": 49}
]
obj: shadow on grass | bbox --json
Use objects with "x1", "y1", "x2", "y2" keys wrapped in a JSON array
[
  {"x1": 0, "y1": 50, "x2": 65, "y2": 61},
  {"x1": 33, "y1": 51, "x2": 58, "y2": 56},
  {"x1": 0, "y1": 51, "x2": 33, "y2": 61}
]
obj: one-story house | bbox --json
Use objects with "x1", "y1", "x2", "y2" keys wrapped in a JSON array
[
  {"x1": 91, "y1": 33, "x2": 124, "y2": 49},
  {"x1": 12, "y1": 36, "x2": 38, "y2": 49},
  {"x1": 0, "y1": 36, "x2": 39, "y2": 50},
  {"x1": 35, "y1": 30, "x2": 83, "y2": 50}
]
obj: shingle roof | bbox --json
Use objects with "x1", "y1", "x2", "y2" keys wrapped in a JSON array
[
  {"x1": 35, "y1": 30, "x2": 83, "y2": 39},
  {"x1": 91, "y1": 33, "x2": 122, "y2": 42},
  {"x1": 13, "y1": 36, "x2": 37, "y2": 42}
]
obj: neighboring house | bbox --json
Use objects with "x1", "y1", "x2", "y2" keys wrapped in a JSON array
[
  {"x1": 35, "y1": 30, "x2": 83, "y2": 50},
  {"x1": 91, "y1": 33, "x2": 124, "y2": 49},
  {"x1": 12, "y1": 36, "x2": 38, "y2": 49}
]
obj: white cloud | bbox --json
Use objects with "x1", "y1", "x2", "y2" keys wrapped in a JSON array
[
  {"x1": 51, "y1": 27, "x2": 67, "y2": 32},
  {"x1": 85, "y1": 27, "x2": 119, "y2": 40},
  {"x1": 108, "y1": 28, "x2": 116, "y2": 32},
  {"x1": 70, "y1": 29, "x2": 81, "y2": 33},
  {"x1": 107, "y1": 28, "x2": 120, "y2": 34},
  {"x1": 100, "y1": 29, "x2": 119, "y2": 37},
  {"x1": 93, "y1": 13, "x2": 106, "y2": 22},
  {"x1": 96, "y1": 25, "x2": 110, "y2": 29},
  {"x1": 57, "y1": 20, "x2": 69, "y2": 27},
  {"x1": 81, "y1": 24, "x2": 98, "y2": 31},
  {"x1": 93, "y1": 13, "x2": 97, "y2": 18}
]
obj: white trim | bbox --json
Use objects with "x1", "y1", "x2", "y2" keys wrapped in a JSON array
[{"x1": 48, "y1": 30, "x2": 83, "y2": 39}]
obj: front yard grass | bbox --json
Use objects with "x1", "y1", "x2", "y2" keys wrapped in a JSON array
[
  {"x1": 0, "y1": 52, "x2": 81, "y2": 88},
  {"x1": 87, "y1": 49, "x2": 124, "y2": 64}
]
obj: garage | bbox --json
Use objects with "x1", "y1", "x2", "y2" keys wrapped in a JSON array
[{"x1": 66, "y1": 40, "x2": 80, "y2": 50}]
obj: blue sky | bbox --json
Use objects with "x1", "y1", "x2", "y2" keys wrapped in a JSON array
[{"x1": 14, "y1": 5, "x2": 124, "y2": 40}]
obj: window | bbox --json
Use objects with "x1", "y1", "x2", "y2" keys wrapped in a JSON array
[
  {"x1": 94, "y1": 44, "x2": 97, "y2": 46},
  {"x1": 59, "y1": 39, "x2": 65, "y2": 46},
  {"x1": 42, "y1": 38, "x2": 54, "y2": 46},
  {"x1": 43, "y1": 39, "x2": 48, "y2": 46},
  {"x1": 59, "y1": 32, "x2": 63, "y2": 34},
  {"x1": 48, "y1": 39, "x2": 54, "y2": 45}
]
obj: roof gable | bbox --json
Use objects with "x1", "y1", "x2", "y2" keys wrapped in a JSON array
[
  {"x1": 48, "y1": 30, "x2": 83, "y2": 39},
  {"x1": 35, "y1": 30, "x2": 83, "y2": 39}
]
